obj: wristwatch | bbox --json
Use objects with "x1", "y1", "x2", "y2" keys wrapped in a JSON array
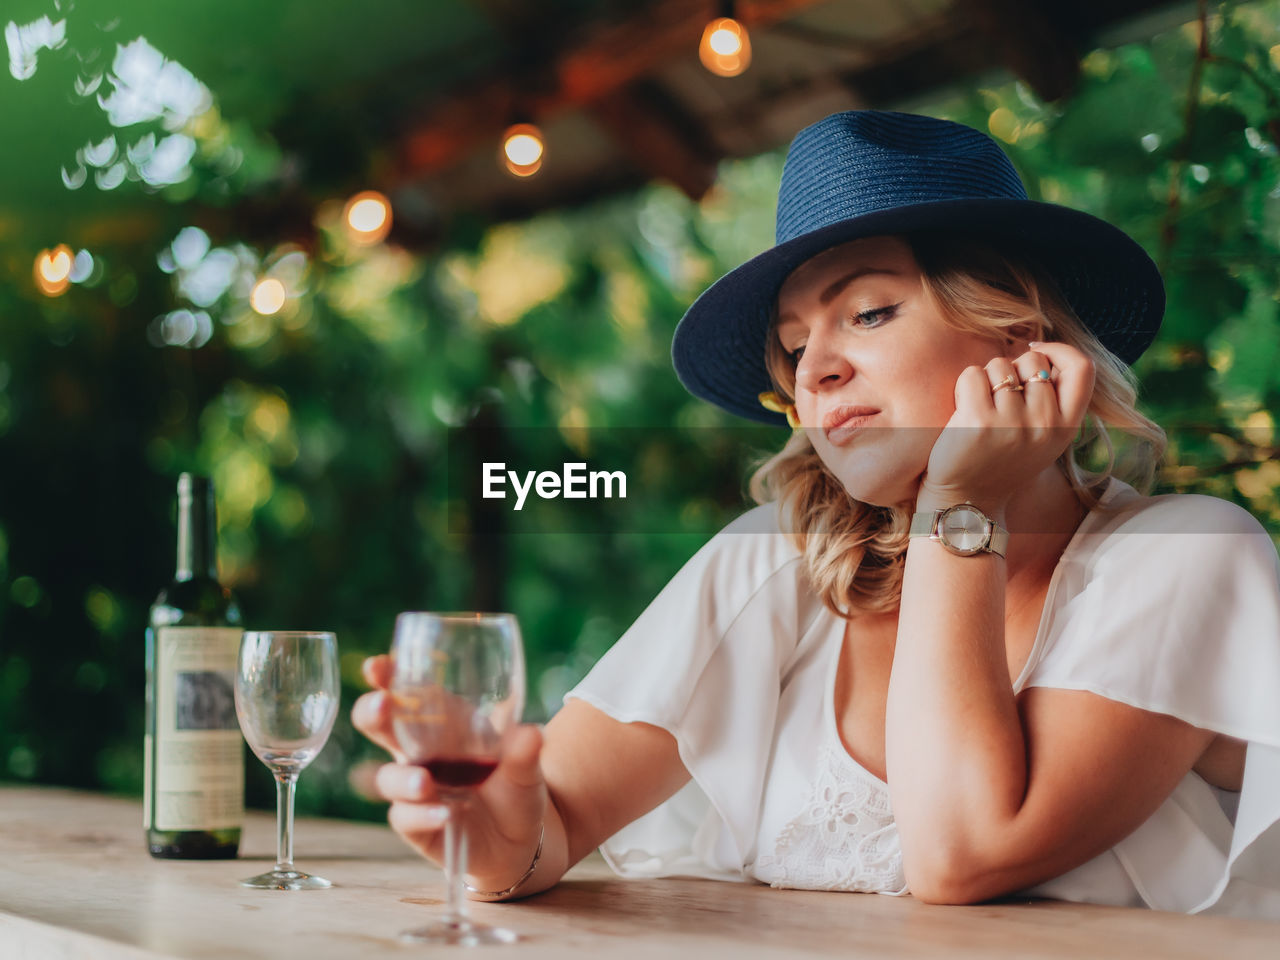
[{"x1": 910, "y1": 502, "x2": 1009, "y2": 558}]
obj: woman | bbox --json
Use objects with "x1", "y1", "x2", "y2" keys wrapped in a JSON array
[{"x1": 354, "y1": 112, "x2": 1280, "y2": 916}]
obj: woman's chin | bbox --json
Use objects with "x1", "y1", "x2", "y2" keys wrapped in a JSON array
[
  {"x1": 813, "y1": 442, "x2": 922, "y2": 509},
  {"x1": 838, "y1": 479, "x2": 915, "y2": 509}
]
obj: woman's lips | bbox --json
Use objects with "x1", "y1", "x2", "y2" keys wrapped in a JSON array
[{"x1": 823, "y1": 406, "x2": 879, "y2": 446}]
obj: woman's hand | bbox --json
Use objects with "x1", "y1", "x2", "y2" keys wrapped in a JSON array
[
  {"x1": 917, "y1": 341, "x2": 1094, "y2": 513},
  {"x1": 351, "y1": 655, "x2": 548, "y2": 894}
]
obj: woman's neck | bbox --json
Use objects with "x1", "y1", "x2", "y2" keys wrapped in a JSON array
[{"x1": 1002, "y1": 465, "x2": 1089, "y2": 590}]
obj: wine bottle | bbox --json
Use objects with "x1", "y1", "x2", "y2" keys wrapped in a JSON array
[{"x1": 144, "y1": 473, "x2": 244, "y2": 858}]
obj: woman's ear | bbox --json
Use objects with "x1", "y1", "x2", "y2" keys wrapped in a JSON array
[{"x1": 1004, "y1": 322, "x2": 1045, "y2": 355}]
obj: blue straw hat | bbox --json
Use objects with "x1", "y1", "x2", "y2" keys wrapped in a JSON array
[{"x1": 671, "y1": 111, "x2": 1165, "y2": 426}]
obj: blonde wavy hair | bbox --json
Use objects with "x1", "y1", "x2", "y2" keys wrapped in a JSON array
[{"x1": 748, "y1": 233, "x2": 1167, "y2": 619}]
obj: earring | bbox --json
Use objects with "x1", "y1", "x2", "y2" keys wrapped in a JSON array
[{"x1": 759, "y1": 391, "x2": 802, "y2": 429}]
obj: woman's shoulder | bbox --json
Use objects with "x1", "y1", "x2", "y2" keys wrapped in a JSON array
[
  {"x1": 690, "y1": 501, "x2": 804, "y2": 575},
  {"x1": 658, "y1": 502, "x2": 810, "y2": 623},
  {"x1": 625, "y1": 500, "x2": 819, "y2": 646},
  {"x1": 1089, "y1": 478, "x2": 1272, "y2": 541},
  {"x1": 569, "y1": 501, "x2": 823, "y2": 716},
  {"x1": 1064, "y1": 479, "x2": 1280, "y2": 605},
  {"x1": 1031, "y1": 478, "x2": 1280, "y2": 747}
]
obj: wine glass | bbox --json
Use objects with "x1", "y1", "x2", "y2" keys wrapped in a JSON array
[
  {"x1": 234, "y1": 630, "x2": 340, "y2": 890},
  {"x1": 390, "y1": 612, "x2": 525, "y2": 946}
]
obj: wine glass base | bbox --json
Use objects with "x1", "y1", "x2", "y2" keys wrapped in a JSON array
[
  {"x1": 240, "y1": 868, "x2": 332, "y2": 891},
  {"x1": 398, "y1": 919, "x2": 519, "y2": 946}
]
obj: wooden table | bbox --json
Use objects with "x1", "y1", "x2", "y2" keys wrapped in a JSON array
[{"x1": 2, "y1": 786, "x2": 1276, "y2": 959}]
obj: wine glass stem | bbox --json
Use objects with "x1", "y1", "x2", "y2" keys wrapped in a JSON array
[
  {"x1": 443, "y1": 801, "x2": 469, "y2": 926},
  {"x1": 275, "y1": 771, "x2": 298, "y2": 873}
]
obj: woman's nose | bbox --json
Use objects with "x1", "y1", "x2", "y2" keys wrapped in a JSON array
[{"x1": 794, "y1": 330, "x2": 852, "y2": 394}]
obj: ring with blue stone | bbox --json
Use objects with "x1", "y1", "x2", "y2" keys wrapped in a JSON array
[{"x1": 1026, "y1": 368, "x2": 1054, "y2": 385}]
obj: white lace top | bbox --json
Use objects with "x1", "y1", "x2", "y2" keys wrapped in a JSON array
[
  {"x1": 749, "y1": 637, "x2": 906, "y2": 893},
  {"x1": 565, "y1": 479, "x2": 1280, "y2": 917}
]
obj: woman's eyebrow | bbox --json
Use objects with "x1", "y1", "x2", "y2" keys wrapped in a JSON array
[
  {"x1": 778, "y1": 266, "x2": 899, "y2": 324},
  {"x1": 819, "y1": 266, "x2": 899, "y2": 305}
]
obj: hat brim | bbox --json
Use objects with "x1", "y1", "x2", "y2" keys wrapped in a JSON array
[{"x1": 671, "y1": 198, "x2": 1165, "y2": 426}]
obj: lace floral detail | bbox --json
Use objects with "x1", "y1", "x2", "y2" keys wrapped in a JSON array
[{"x1": 752, "y1": 742, "x2": 908, "y2": 894}]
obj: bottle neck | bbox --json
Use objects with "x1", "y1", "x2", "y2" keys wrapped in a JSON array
[{"x1": 175, "y1": 479, "x2": 219, "y2": 581}]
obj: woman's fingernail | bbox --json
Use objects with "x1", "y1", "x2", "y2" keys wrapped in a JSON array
[
  {"x1": 409, "y1": 768, "x2": 428, "y2": 795},
  {"x1": 420, "y1": 805, "x2": 449, "y2": 827},
  {"x1": 352, "y1": 696, "x2": 371, "y2": 725},
  {"x1": 1029, "y1": 341, "x2": 1043, "y2": 348}
]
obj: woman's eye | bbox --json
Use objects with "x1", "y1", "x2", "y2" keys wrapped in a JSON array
[
  {"x1": 851, "y1": 302, "x2": 901, "y2": 328},
  {"x1": 783, "y1": 302, "x2": 901, "y2": 362}
]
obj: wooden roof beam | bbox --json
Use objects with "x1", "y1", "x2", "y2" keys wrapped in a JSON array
[
  {"x1": 587, "y1": 81, "x2": 720, "y2": 200},
  {"x1": 398, "y1": 0, "x2": 830, "y2": 182}
]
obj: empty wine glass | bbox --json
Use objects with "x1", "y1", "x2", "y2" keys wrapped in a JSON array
[
  {"x1": 390, "y1": 612, "x2": 525, "y2": 946},
  {"x1": 234, "y1": 630, "x2": 340, "y2": 890}
]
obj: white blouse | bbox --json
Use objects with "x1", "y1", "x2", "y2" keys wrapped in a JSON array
[{"x1": 565, "y1": 478, "x2": 1280, "y2": 918}]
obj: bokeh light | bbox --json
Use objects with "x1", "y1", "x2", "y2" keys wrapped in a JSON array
[
  {"x1": 343, "y1": 190, "x2": 392, "y2": 245},
  {"x1": 501, "y1": 124, "x2": 545, "y2": 178},
  {"x1": 146, "y1": 309, "x2": 214, "y2": 349},
  {"x1": 6, "y1": 15, "x2": 66, "y2": 81},
  {"x1": 69, "y1": 249, "x2": 95, "y2": 284},
  {"x1": 709, "y1": 26, "x2": 742, "y2": 55},
  {"x1": 250, "y1": 278, "x2": 287, "y2": 315},
  {"x1": 34, "y1": 245, "x2": 73, "y2": 296},
  {"x1": 699, "y1": 18, "x2": 752, "y2": 77}
]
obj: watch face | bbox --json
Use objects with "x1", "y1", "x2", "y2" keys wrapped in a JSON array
[{"x1": 939, "y1": 505, "x2": 989, "y2": 555}]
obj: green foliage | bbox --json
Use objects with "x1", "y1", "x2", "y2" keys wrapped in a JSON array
[
  {"x1": 1, "y1": 2, "x2": 1279, "y2": 821},
  {"x1": 939, "y1": 1, "x2": 1280, "y2": 516}
]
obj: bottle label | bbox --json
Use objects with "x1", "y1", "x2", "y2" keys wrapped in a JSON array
[{"x1": 151, "y1": 626, "x2": 244, "y2": 831}]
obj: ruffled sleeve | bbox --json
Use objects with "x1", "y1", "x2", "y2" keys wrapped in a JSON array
[
  {"x1": 1023, "y1": 482, "x2": 1280, "y2": 917},
  {"x1": 564, "y1": 503, "x2": 827, "y2": 880}
]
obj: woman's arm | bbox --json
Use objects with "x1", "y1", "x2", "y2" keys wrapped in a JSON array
[
  {"x1": 540, "y1": 699, "x2": 692, "y2": 869},
  {"x1": 888, "y1": 528, "x2": 1214, "y2": 904},
  {"x1": 886, "y1": 342, "x2": 1215, "y2": 903}
]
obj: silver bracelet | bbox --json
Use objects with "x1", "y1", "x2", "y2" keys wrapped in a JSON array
[{"x1": 465, "y1": 825, "x2": 545, "y2": 901}]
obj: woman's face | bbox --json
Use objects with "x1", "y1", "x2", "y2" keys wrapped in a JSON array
[{"x1": 775, "y1": 236, "x2": 1011, "y2": 507}]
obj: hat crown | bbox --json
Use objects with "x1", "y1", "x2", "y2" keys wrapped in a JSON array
[{"x1": 776, "y1": 111, "x2": 1029, "y2": 244}]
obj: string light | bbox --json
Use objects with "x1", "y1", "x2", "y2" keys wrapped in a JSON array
[
  {"x1": 250, "y1": 278, "x2": 286, "y2": 315},
  {"x1": 500, "y1": 123, "x2": 545, "y2": 178},
  {"x1": 343, "y1": 190, "x2": 393, "y2": 245},
  {"x1": 699, "y1": 2, "x2": 752, "y2": 78},
  {"x1": 34, "y1": 244, "x2": 74, "y2": 297}
]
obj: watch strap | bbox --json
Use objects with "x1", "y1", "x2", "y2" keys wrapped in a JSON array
[
  {"x1": 911, "y1": 512, "x2": 942, "y2": 542},
  {"x1": 909, "y1": 510, "x2": 938, "y2": 538},
  {"x1": 987, "y1": 522, "x2": 1010, "y2": 558}
]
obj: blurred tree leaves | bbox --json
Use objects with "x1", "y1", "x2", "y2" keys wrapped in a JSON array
[{"x1": 1, "y1": 2, "x2": 1279, "y2": 820}]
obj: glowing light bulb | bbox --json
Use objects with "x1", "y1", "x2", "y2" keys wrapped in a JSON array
[
  {"x1": 501, "y1": 123, "x2": 544, "y2": 177},
  {"x1": 348, "y1": 197, "x2": 387, "y2": 233},
  {"x1": 250, "y1": 278, "x2": 287, "y2": 315},
  {"x1": 343, "y1": 190, "x2": 393, "y2": 245},
  {"x1": 699, "y1": 17, "x2": 752, "y2": 77},
  {"x1": 34, "y1": 244, "x2": 74, "y2": 296},
  {"x1": 709, "y1": 27, "x2": 742, "y2": 55},
  {"x1": 505, "y1": 133, "x2": 543, "y2": 167}
]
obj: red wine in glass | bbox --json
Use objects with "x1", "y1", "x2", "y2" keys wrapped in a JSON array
[{"x1": 422, "y1": 756, "x2": 499, "y2": 790}]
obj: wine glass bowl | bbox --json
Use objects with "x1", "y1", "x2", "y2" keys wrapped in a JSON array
[
  {"x1": 392, "y1": 691, "x2": 499, "y2": 794},
  {"x1": 390, "y1": 612, "x2": 525, "y2": 945},
  {"x1": 234, "y1": 630, "x2": 339, "y2": 891}
]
